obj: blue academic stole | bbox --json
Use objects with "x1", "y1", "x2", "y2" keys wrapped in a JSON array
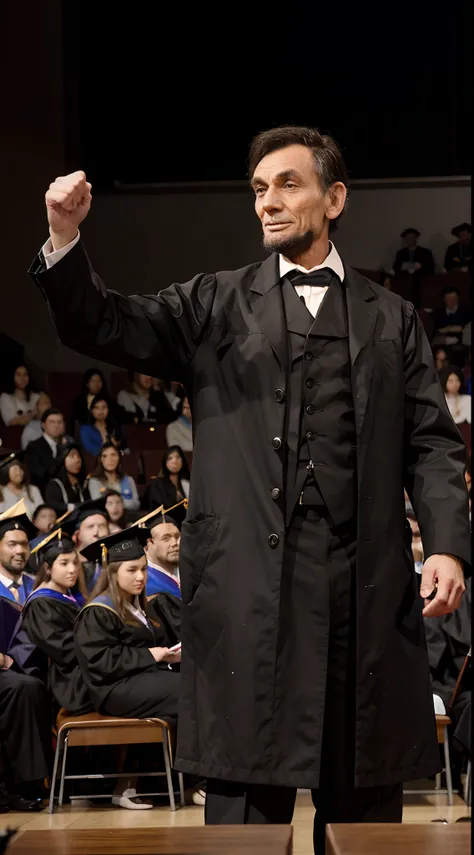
[
  {"x1": 23, "y1": 587, "x2": 81, "y2": 609},
  {"x1": 146, "y1": 566, "x2": 181, "y2": 599}
]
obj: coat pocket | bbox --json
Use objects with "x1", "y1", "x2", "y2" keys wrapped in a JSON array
[{"x1": 180, "y1": 513, "x2": 220, "y2": 606}]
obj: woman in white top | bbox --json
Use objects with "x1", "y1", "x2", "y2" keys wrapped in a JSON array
[
  {"x1": 0, "y1": 365, "x2": 40, "y2": 426},
  {"x1": 0, "y1": 453, "x2": 43, "y2": 518},
  {"x1": 166, "y1": 397, "x2": 193, "y2": 452},
  {"x1": 88, "y1": 443, "x2": 140, "y2": 510},
  {"x1": 444, "y1": 370, "x2": 471, "y2": 424}
]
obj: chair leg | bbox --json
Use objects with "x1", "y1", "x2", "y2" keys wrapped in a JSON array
[
  {"x1": 58, "y1": 732, "x2": 69, "y2": 807},
  {"x1": 464, "y1": 760, "x2": 471, "y2": 807},
  {"x1": 162, "y1": 729, "x2": 176, "y2": 811},
  {"x1": 443, "y1": 726, "x2": 453, "y2": 806},
  {"x1": 435, "y1": 772, "x2": 442, "y2": 790},
  {"x1": 48, "y1": 732, "x2": 64, "y2": 814},
  {"x1": 178, "y1": 772, "x2": 185, "y2": 807}
]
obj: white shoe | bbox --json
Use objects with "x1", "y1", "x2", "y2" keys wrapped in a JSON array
[
  {"x1": 192, "y1": 788, "x2": 206, "y2": 806},
  {"x1": 111, "y1": 788, "x2": 153, "y2": 810}
]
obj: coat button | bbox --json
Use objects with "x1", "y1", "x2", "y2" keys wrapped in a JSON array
[
  {"x1": 305, "y1": 378, "x2": 314, "y2": 389},
  {"x1": 306, "y1": 430, "x2": 315, "y2": 441},
  {"x1": 274, "y1": 389, "x2": 285, "y2": 403},
  {"x1": 271, "y1": 487, "x2": 281, "y2": 500},
  {"x1": 306, "y1": 404, "x2": 315, "y2": 415},
  {"x1": 272, "y1": 436, "x2": 282, "y2": 450},
  {"x1": 268, "y1": 533, "x2": 279, "y2": 548},
  {"x1": 305, "y1": 351, "x2": 313, "y2": 361}
]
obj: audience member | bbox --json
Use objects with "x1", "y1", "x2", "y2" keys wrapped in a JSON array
[
  {"x1": 20, "y1": 392, "x2": 52, "y2": 450},
  {"x1": 117, "y1": 373, "x2": 176, "y2": 425},
  {"x1": 44, "y1": 443, "x2": 91, "y2": 515},
  {"x1": 62, "y1": 499, "x2": 111, "y2": 592},
  {"x1": 75, "y1": 528, "x2": 180, "y2": 809},
  {"x1": 104, "y1": 489, "x2": 127, "y2": 533},
  {"x1": 146, "y1": 446, "x2": 190, "y2": 525},
  {"x1": 79, "y1": 395, "x2": 124, "y2": 456},
  {"x1": 166, "y1": 397, "x2": 193, "y2": 451},
  {"x1": 0, "y1": 504, "x2": 37, "y2": 605},
  {"x1": 443, "y1": 370, "x2": 471, "y2": 424},
  {"x1": 157, "y1": 379, "x2": 183, "y2": 411},
  {"x1": 393, "y1": 228, "x2": 435, "y2": 275},
  {"x1": 88, "y1": 443, "x2": 140, "y2": 510},
  {"x1": 21, "y1": 532, "x2": 91, "y2": 714},
  {"x1": 378, "y1": 272, "x2": 393, "y2": 290},
  {"x1": 0, "y1": 365, "x2": 40, "y2": 427},
  {"x1": 70, "y1": 368, "x2": 108, "y2": 429},
  {"x1": 31, "y1": 504, "x2": 57, "y2": 535},
  {"x1": 444, "y1": 223, "x2": 472, "y2": 272},
  {"x1": 25, "y1": 408, "x2": 70, "y2": 493},
  {"x1": 432, "y1": 286, "x2": 471, "y2": 351},
  {"x1": 144, "y1": 511, "x2": 182, "y2": 645},
  {"x1": 0, "y1": 453, "x2": 43, "y2": 519},
  {"x1": 433, "y1": 347, "x2": 450, "y2": 380}
]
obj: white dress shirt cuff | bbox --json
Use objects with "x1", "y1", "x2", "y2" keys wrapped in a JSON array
[{"x1": 42, "y1": 231, "x2": 81, "y2": 269}]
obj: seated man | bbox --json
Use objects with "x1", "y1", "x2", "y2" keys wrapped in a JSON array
[
  {"x1": 31, "y1": 504, "x2": 58, "y2": 537},
  {"x1": 444, "y1": 223, "x2": 472, "y2": 272},
  {"x1": 393, "y1": 228, "x2": 435, "y2": 275},
  {"x1": 25, "y1": 408, "x2": 70, "y2": 493},
  {"x1": 142, "y1": 509, "x2": 182, "y2": 644},
  {"x1": 0, "y1": 501, "x2": 37, "y2": 604},
  {"x1": 62, "y1": 498, "x2": 110, "y2": 592},
  {"x1": 432, "y1": 286, "x2": 471, "y2": 357}
]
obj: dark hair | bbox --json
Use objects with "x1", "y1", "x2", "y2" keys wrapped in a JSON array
[
  {"x1": 88, "y1": 558, "x2": 149, "y2": 623},
  {"x1": 158, "y1": 445, "x2": 190, "y2": 482},
  {"x1": 149, "y1": 514, "x2": 178, "y2": 533},
  {"x1": 442, "y1": 286, "x2": 460, "y2": 298},
  {"x1": 248, "y1": 125, "x2": 349, "y2": 232},
  {"x1": 53, "y1": 443, "x2": 88, "y2": 489},
  {"x1": 93, "y1": 442, "x2": 123, "y2": 483},
  {"x1": 103, "y1": 488, "x2": 126, "y2": 527},
  {"x1": 32, "y1": 504, "x2": 58, "y2": 524},
  {"x1": 6, "y1": 364, "x2": 34, "y2": 401},
  {"x1": 0, "y1": 458, "x2": 33, "y2": 503},
  {"x1": 88, "y1": 394, "x2": 117, "y2": 435},
  {"x1": 443, "y1": 369, "x2": 465, "y2": 394},
  {"x1": 40, "y1": 407, "x2": 63, "y2": 425},
  {"x1": 82, "y1": 368, "x2": 107, "y2": 395},
  {"x1": 34, "y1": 539, "x2": 88, "y2": 600}
]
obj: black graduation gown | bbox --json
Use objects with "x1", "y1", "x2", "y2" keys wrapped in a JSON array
[
  {"x1": 74, "y1": 597, "x2": 179, "y2": 719},
  {"x1": 444, "y1": 241, "x2": 472, "y2": 271},
  {"x1": 21, "y1": 594, "x2": 92, "y2": 715},
  {"x1": 148, "y1": 593, "x2": 181, "y2": 647}
]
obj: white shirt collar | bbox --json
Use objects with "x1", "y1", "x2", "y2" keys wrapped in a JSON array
[
  {"x1": 42, "y1": 431, "x2": 58, "y2": 456},
  {"x1": 0, "y1": 570, "x2": 22, "y2": 590},
  {"x1": 279, "y1": 241, "x2": 345, "y2": 283},
  {"x1": 147, "y1": 559, "x2": 180, "y2": 583}
]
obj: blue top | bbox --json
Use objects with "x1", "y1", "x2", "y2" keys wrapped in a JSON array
[
  {"x1": 146, "y1": 565, "x2": 181, "y2": 599},
  {"x1": 80, "y1": 424, "x2": 110, "y2": 456}
]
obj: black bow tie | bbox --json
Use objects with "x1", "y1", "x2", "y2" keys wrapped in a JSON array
[{"x1": 287, "y1": 268, "x2": 334, "y2": 288}]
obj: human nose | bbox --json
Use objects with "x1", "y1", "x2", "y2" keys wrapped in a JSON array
[{"x1": 261, "y1": 187, "x2": 283, "y2": 213}]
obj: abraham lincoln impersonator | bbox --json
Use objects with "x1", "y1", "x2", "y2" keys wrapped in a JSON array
[{"x1": 29, "y1": 126, "x2": 470, "y2": 853}]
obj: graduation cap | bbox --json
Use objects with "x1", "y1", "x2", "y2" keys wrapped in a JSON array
[
  {"x1": 80, "y1": 525, "x2": 150, "y2": 567},
  {"x1": 0, "y1": 498, "x2": 38, "y2": 542},
  {"x1": 451, "y1": 222, "x2": 471, "y2": 237},
  {"x1": 401, "y1": 228, "x2": 420, "y2": 238},
  {"x1": 29, "y1": 527, "x2": 76, "y2": 567},
  {"x1": 60, "y1": 498, "x2": 110, "y2": 537},
  {"x1": 0, "y1": 451, "x2": 25, "y2": 477},
  {"x1": 133, "y1": 504, "x2": 182, "y2": 532}
]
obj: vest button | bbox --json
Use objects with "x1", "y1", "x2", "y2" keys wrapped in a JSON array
[
  {"x1": 306, "y1": 430, "x2": 315, "y2": 441},
  {"x1": 274, "y1": 389, "x2": 285, "y2": 403},
  {"x1": 305, "y1": 351, "x2": 314, "y2": 361},
  {"x1": 268, "y1": 533, "x2": 279, "y2": 548},
  {"x1": 305, "y1": 378, "x2": 314, "y2": 389},
  {"x1": 272, "y1": 436, "x2": 282, "y2": 450},
  {"x1": 306, "y1": 404, "x2": 315, "y2": 415},
  {"x1": 271, "y1": 487, "x2": 281, "y2": 500}
]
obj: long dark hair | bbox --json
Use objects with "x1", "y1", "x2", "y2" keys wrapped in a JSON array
[
  {"x1": 443, "y1": 369, "x2": 465, "y2": 395},
  {"x1": 53, "y1": 443, "x2": 88, "y2": 490},
  {"x1": 0, "y1": 459, "x2": 33, "y2": 502},
  {"x1": 93, "y1": 442, "x2": 123, "y2": 484},
  {"x1": 34, "y1": 539, "x2": 88, "y2": 600},
  {"x1": 81, "y1": 368, "x2": 108, "y2": 398},
  {"x1": 88, "y1": 559, "x2": 148, "y2": 624},
  {"x1": 158, "y1": 445, "x2": 190, "y2": 482},
  {"x1": 88, "y1": 394, "x2": 117, "y2": 433},
  {"x1": 6, "y1": 364, "x2": 35, "y2": 401}
]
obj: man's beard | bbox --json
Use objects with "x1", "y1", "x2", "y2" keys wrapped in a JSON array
[
  {"x1": 2, "y1": 560, "x2": 24, "y2": 578},
  {"x1": 263, "y1": 228, "x2": 315, "y2": 258}
]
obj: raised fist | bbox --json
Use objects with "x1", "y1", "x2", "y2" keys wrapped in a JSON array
[{"x1": 45, "y1": 171, "x2": 92, "y2": 250}]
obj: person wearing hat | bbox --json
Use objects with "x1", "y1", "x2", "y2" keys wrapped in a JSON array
[
  {"x1": 0, "y1": 452, "x2": 43, "y2": 520},
  {"x1": 0, "y1": 500, "x2": 52, "y2": 813},
  {"x1": 61, "y1": 499, "x2": 111, "y2": 592},
  {"x1": 393, "y1": 228, "x2": 435, "y2": 275},
  {"x1": 444, "y1": 223, "x2": 472, "y2": 272},
  {"x1": 74, "y1": 527, "x2": 180, "y2": 809},
  {"x1": 20, "y1": 530, "x2": 91, "y2": 715}
]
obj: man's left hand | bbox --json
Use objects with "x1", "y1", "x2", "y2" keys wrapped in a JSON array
[{"x1": 421, "y1": 554, "x2": 465, "y2": 617}]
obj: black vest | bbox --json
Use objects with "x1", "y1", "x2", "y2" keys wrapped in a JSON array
[{"x1": 282, "y1": 275, "x2": 357, "y2": 527}]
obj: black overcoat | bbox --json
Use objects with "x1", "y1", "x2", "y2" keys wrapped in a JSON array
[{"x1": 30, "y1": 242, "x2": 470, "y2": 788}]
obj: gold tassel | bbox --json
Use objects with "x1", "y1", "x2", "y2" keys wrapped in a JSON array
[
  {"x1": 163, "y1": 497, "x2": 188, "y2": 516},
  {"x1": 30, "y1": 527, "x2": 61, "y2": 555},
  {"x1": 101, "y1": 543, "x2": 108, "y2": 569},
  {"x1": 133, "y1": 506, "x2": 165, "y2": 527}
]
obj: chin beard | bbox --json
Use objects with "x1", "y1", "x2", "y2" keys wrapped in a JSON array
[{"x1": 263, "y1": 228, "x2": 315, "y2": 257}]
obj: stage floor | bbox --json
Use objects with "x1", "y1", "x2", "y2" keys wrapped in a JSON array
[{"x1": 1, "y1": 785, "x2": 469, "y2": 855}]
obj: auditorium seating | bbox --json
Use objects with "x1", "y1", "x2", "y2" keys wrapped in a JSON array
[{"x1": 50, "y1": 710, "x2": 184, "y2": 813}]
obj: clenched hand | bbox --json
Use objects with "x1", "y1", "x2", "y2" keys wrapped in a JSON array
[
  {"x1": 46, "y1": 170, "x2": 92, "y2": 250},
  {"x1": 421, "y1": 554, "x2": 465, "y2": 617}
]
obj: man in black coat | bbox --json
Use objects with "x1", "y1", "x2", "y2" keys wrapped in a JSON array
[
  {"x1": 25, "y1": 407, "x2": 68, "y2": 492},
  {"x1": 29, "y1": 126, "x2": 470, "y2": 853},
  {"x1": 444, "y1": 223, "x2": 472, "y2": 272},
  {"x1": 393, "y1": 228, "x2": 435, "y2": 275}
]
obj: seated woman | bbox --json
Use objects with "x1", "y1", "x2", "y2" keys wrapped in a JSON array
[
  {"x1": 88, "y1": 443, "x2": 140, "y2": 510},
  {"x1": 444, "y1": 370, "x2": 471, "y2": 424},
  {"x1": 0, "y1": 365, "x2": 41, "y2": 427},
  {"x1": 166, "y1": 397, "x2": 193, "y2": 452},
  {"x1": 104, "y1": 489, "x2": 127, "y2": 533},
  {"x1": 44, "y1": 443, "x2": 91, "y2": 515},
  {"x1": 75, "y1": 527, "x2": 181, "y2": 809},
  {"x1": 21, "y1": 530, "x2": 91, "y2": 714},
  {"x1": 70, "y1": 368, "x2": 108, "y2": 430},
  {"x1": 0, "y1": 452, "x2": 43, "y2": 518},
  {"x1": 146, "y1": 446, "x2": 190, "y2": 527},
  {"x1": 79, "y1": 395, "x2": 124, "y2": 457},
  {"x1": 117, "y1": 373, "x2": 176, "y2": 425}
]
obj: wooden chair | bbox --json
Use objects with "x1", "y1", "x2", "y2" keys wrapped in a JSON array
[
  {"x1": 49, "y1": 710, "x2": 185, "y2": 814},
  {"x1": 435, "y1": 714, "x2": 454, "y2": 805}
]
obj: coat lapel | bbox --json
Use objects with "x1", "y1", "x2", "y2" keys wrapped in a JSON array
[
  {"x1": 249, "y1": 255, "x2": 288, "y2": 372},
  {"x1": 344, "y1": 268, "x2": 378, "y2": 437}
]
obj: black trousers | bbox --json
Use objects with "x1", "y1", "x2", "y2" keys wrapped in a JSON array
[
  {"x1": 205, "y1": 507, "x2": 403, "y2": 854},
  {"x1": 0, "y1": 670, "x2": 51, "y2": 789}
]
